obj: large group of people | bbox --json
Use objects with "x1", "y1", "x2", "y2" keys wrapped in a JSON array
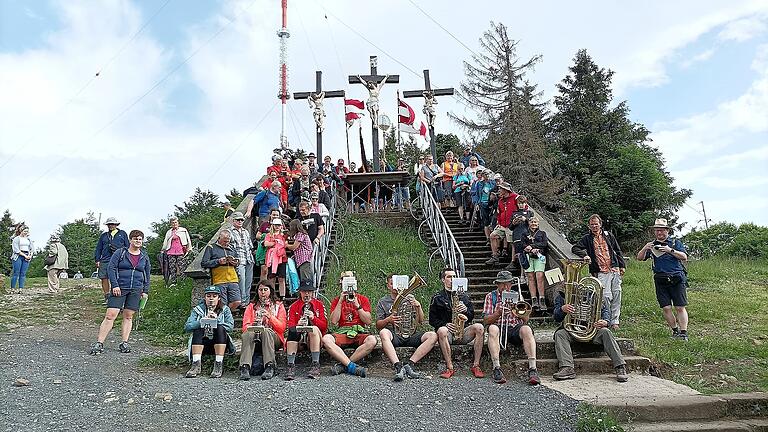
[{"x1": 71, "y1": 148, "x2": 692, "y2": 386}]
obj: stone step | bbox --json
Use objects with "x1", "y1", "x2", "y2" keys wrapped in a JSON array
[
  {"x1": 518, "y1": 355, "x2": 651, "y2": 376},
  {"x1": 597, "y1": 394, "x2": 732, "y2": 423},
  {"x1": 629, "y1": 419, "x2": 768, "y2": 432}
]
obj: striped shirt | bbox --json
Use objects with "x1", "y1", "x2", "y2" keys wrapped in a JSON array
[
  {"x1": 231, "y1": 227, "x2": 253, "y2": 265},
  {"x1": 483, "y1": 290, "x2": 523, "y2": 327}
]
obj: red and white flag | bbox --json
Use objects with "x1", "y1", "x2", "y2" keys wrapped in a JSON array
[
  {"x1": 398, "y1": 98, "x2": 416, "y2": 126},
  {"x1": 345, "y1": 98, "x2": 365, "y2": 127},
  {"x1": 419, "y1": 121, "x2": 429, "y2": 140}
]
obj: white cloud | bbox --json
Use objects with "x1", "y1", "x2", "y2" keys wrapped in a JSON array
[
  {"x1": 718, "y1": 15, "x2": 767, "y2": 42},
  {"x1": 680, "y1": 48, "x2": 715, "y2": 68}
]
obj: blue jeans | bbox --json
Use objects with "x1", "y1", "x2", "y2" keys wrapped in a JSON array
[
  {"x1": 236, "y1": 263, "x2": 254, "y2": 305},
  {"x1": 11, "y1": 257, "x2": 30, "y2": 288}
]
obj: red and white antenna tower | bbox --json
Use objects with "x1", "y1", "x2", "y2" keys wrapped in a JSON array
[{"x1": 277, "y1": 0, "x2": 290, "y2": 150}]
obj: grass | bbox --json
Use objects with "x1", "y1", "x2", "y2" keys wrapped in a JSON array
[
  {"x1": 137, "y1": 277, "x2": 194, "y2": 347},
  {"x1": 618, "y1": 257, "x2": 768, "y2": 394},
  {"x1": 576, "y1": 404, "x2": 625, "y2": 432},
  {"x1": 326, "y1": 215, "x2": 444, "y2": 332}
]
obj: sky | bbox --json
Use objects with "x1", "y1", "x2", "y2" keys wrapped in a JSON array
[{"x1": 1, "y1": 0, "x2": 767, "y2": 245}]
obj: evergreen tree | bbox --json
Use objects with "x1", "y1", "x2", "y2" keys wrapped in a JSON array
[
  {"x1": 453, "y1": 21, "x2": 567, "y2": 217},
  {"x1": 0, "y1": 210, "x2": 16, "y2": 276},
  {"x1": 55, "y1": 213, "x2": 100, "y2": 274},
  {"x1": 434, "y1": 133, "x2": 462, "y2": 161},
  {"x1": 552, "y1": 49, "x2": 691, "y2": 241}
]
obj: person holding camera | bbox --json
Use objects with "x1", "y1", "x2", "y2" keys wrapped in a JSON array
[
  {"x1": 483, "y1": 271, "x2": 540, "y2": 385},
  {"x1": 93, "y1": 217, "x2": 129, "y2": 303},
  {"x1": 90, "y1": 230, "x2": 150, "y2": 356},
  {"x1": 637, "y1": 218, "x2": 690, "y2": 341},
  {"x1": 200, "y1": 230, "x2": 241, "y2": 310},
  {"x1": 452, "y1": 164, "x2": 472, "y2": 224},
  {"x1": 239, "y1": 282, "x2": 286, "y2": 380},
  {"x1": 322, "y1": 271, "x2": 375, "y2": 378},
  {"x1": 522, "y1": 217, "x2": 549, "y2": 311},
  {"x1": 429, "y1": 267, "x2": 486, "y2": 379},
  {"x1": 572, "y1": 214, "x2": 626, "y2": 330},
  {"x1": 376, "y1": 274, "x2": 436, "y2": 381},
  {"x1": 184, "y1": 285, "x2": 236, "y2": 378},
  {"x1": 285, "y1": 280, "x2": 327, "y2": 380}
]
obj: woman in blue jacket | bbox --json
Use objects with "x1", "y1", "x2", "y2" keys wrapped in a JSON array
[{"x1": 89, "y1": 230, "x2": 150, "y2": 356}]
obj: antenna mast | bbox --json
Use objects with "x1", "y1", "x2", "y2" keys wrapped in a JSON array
[{"x1": 277, "y1": 0, "x2": 290, "y2": 150}]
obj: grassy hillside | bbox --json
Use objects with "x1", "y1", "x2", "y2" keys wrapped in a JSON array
[{"x1": 618, "y1": 257, "x2": 768, "y2": 394}]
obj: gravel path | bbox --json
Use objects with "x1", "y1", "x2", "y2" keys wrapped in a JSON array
[{"x1": 1, "y1": 323, "x2": 578, "y2": 431}]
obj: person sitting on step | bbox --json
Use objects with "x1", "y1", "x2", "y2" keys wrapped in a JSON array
[
  {"x1": 285, "y1": 280, "x2": 327, "y2": 380},
  {"x1": 239, "y1": 282, "x2": 286, "y2": 381},
  {"x1": 322, "y1": 271, "x2": 375, "y2": 378},
  {"x1": 552, "y1": 284, "x2": 628, "y2": 382},
  {"x1": 429, "y1": 267, "x2": 485, "y2": 379},
  {"x1": 376, "y1": 274, "x2": 436, "y2": 381},
  {"x1": 184, "y1": 285, "x2": 235, "y2": 379},
  {"x1": 483, "y1": 271, "x2": 540, "y2": 385}
]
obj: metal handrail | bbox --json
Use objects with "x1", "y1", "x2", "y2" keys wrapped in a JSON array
[
  {"x1": 417, "y1": 180, "x2": 466, "y2": 277},
  {"x1": 312, "y1": 181, "x2": 338, "y2": 292}
]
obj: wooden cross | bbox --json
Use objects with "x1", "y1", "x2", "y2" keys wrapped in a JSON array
[
  {"x1": 403, "y1": 69, "x2": 454, "y2": 160},
  {"x1": 348, "y1": 56, "x2": 399, "y2": 172},
  {"x1": 293, "y1": 71, "x2": 345, "y2": 159}
]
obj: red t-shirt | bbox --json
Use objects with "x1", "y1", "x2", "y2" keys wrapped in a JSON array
[
  {"x1": 286, "y1": 298, "x2": 328, "y2": 334},
  {"x1": 330, "y1": 295, "x2": 371, "y2": 327},
  {"x1": 497, "y1": 194, "x2": 519, "y2": 227}
]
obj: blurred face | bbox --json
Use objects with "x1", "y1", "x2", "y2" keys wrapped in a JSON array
[
  {"x1": 271, "y1": 183, "x2": 281, "y2": 193},
  {"x1": 324, "y1": 156, "x2": 331, "y2": 164},
  {"x1": 529, "y1": 220, "x2": 539, "y2": 230},
  {"x1": 258, "y1": 285, "x2": 271, "y2": 301},
  {"x1": 107, "y1": 223, "x2": 117, "y2": 231},
  {"x1": 130, "y1": 235, "x2": 144, "y2": 248},
  {"x1": 588, "y1": 218, "x2": 602, "y2": 234},
  {"x1": 311, "y1": 197, "x2": 319, "y2": 204},
  {"x1": 270, "y1": 210, "x2": 281, "y2": 220},
  {"x1": 463, "y1": 148, "x2": 470, "y2": 155},
  {"x1": 233, "y1": 218, "x2": 244, "y2": 228},
  {"x1": 425, "y1": 156, "x2": 433, "y2": 165},
  {"x1": 300, "y1": 290, "x2": 314, "y2": 302},
  {"x1": 299, "y1": 204, "x2": 310, "y2": 217},
  {"x1": 469, "y1": 157, "x2": 478, "y2": 166},
  {"x1": 654, "y1": 227, "x2": 669, "y2": 241},
  {"x1": 218, "y1": 232, "x2": 231, "y2": 247},
  {"x1": 445, "y1": 152, "x2": 453, "y2": 161},
  {"x1": 496, "y1": 281, "x2": 512, "y2": 292},
  {"x1": 281, "y1": 161, "x2": 289, "y2": 169},
  {"x1": 270, "y1": 172, "x2": 278, "y2": 180},
  {"x1": 442, "y1": 270, "x2": 456, "y2": 290},
  {"x1": 273, "y1": 158, "x2": 282, "y2": 166},
  {"x1": 387, "y1": 277, "x2": 396, "y2": 295},
  {"x1": 205, "y1": 292, "x2": 219, "y2": 307},
  {"x1": 171, "y1": 219, "x2": 179, "y2": 229}
]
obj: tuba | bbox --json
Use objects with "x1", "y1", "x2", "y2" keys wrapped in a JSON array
[
  {"x1": 561, "y1": 258, "x2": 604, "y2": 342},
  {"x1": 391, "y1": 272, "x2": 426, "y2": 338}
]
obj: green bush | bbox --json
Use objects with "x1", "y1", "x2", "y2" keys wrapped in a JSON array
[
  {"x1": 576, "y1": 404, "x2": 625, "y2": 432},
  {"x1": 683, "y1": 222, "x2": 768, "y2": 259}
]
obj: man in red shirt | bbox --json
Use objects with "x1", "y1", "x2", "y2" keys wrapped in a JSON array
[
  {"x1": 321, "y1": 271, "x2": 375, "y2": 377},
  {"x1": 285, "y1": 280, "x2": 327, "y2": 380},
  {"x1": 486, "y1": 182, "x2": 519, "y2": 265}
]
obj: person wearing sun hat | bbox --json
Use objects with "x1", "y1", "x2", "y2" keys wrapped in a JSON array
[
  {"x1": 637, "y1": 218, "x2": 690, "y2": 341},
  {"x1": 94, "y1": 217, "x2": 130, "y2": 302}
]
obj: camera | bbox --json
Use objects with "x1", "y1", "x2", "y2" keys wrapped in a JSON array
[
  {"x1": 653, "y1": 245, "x2": 662, "y2": 250},
  {"x1": 342, "y1": 276, "x2": 357, "y2": 301}
]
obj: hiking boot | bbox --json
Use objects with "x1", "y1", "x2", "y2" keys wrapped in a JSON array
[
  {"x1": 485, "y1": 256, "x2": 499, "y2": 265},
  {"x1": 439, "y1": 368, "x2": 455, "y2": 379},
  {"x1": 89, "y1": 342, "x2": 104, "y2": 356},
  {"x1": 250, "y1": 360, "x2": 265, "y2": 376},
  {"x1": 330, "y1": 362, "x2": 345, "y2": 376},
  {"x1": 351, "y1": 365, "x2": 367, "y2": 378},
  {"x1": 553, "y1": 366, "x2": 576, "y2": 380},
  {"x1": 210, "y1": 361, "x2": 223, "y2": 378},
  {"x1": 670, "y1": 327, "x2": 680, "y2": 339},
  {"x1": 403, "y1": 363, "x2": 425, "y2": 379},
  {"x1": 185, "y1": 360, "x2": 201, "y2": 378},
  {"x1": 284, "y1": 364, "x2": 296, "y2": 381},
  {"x1": 528, "y1": 368, "x2": 541, "y2": 385},
  {"x1": 493, "y1": 367, "x2": 507, "y2": 384},
  {"x1": 307, "y1": 362, "x2": 321, "y2": 379},
  {"x1": 677, "y1": 332, "x2": 689, "y2": 342},
  {"x1": 531, "y1": 298, "x2": 540, "y2": 310},
  {"x1": 470, "y1": 365, "x2": 485, "y2": 378},
  {"x1": 393, "y1": 363, "x2": 406, "y2": 382},
  {"x1": 615, "y1": 365, "x2": 629, "y2": 382},
  {"x1": 261, "y1": 363, "x2": 276, "y2": 380},
  {"x1": 239, "y1": 365, "x2": 251, "y2": 381},
  {"x1": 538, "y1": 297, "x2": 547, "y2": 311},
  {"x1": 118, "y1": 341, "x2": 131, "y2": 353}
]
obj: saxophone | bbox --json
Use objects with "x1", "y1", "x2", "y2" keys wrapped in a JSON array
[
  {"x1": 450, "y1": 290, "x2": 468, "y2": 340},
  {"x1": 391, "y1": 272, "x2": 426, "y2": 338},
  {"x1": 561, "y1": 258, "x2": 604, "y2": 342}
]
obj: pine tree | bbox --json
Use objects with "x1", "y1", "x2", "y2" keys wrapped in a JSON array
[
  {"x1": 0, "y1": 210, "x2": 16, "y2": 276},
  {"x1": 55, "y1": 213, "x2": 100, "y2": 274},
  {"x1": 552, "y1": 49, "x2": 692, "y2": 241},
  {"x1": 453, "y1": 22, "x2": 567, "y2": 216}
]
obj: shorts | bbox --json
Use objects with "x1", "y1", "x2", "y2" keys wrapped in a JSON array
[
  {"x1": 268, "y1": 262, "x2": 287, "y2": 279},
  {"x1": 491, "y1": 226, "x2": 514, "y2": 242},
  {"x1": 391, "y1": 332, "x2": 426, "y2": 348},
  {"x1": 97, "y1": 262, "x2": 110, "y2": 279},
  {"x1": 332, "y1": 333, "x2": 371, "y2": 347},
  {"x1": 106, "y1": 288, "x2": 142, "y2": 311},
  {"x1": 654, "y1": 273, "x2": 688, "y2": 307},
  {"x1": 525, "y1": 254, "x2": 546, "y2": 273},
  {"x1": 191, "y1": 326, "x2": 228, "y2": 346},
  {"x1": 500, "y1": 323, "x2": 530, "y2": 348},
  {"x1": 447, "y1": 329, "x2": 476, "y2": 345},
  {"x1": 287, "y1": 326, "x2": 318, "y2": 343},
  {"x1": 216, "y1": 282, "x2": 241, "y2": 304}
]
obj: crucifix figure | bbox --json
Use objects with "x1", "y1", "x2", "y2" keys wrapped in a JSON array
[
  {"x1": 349, "y1": 56, "x2": 399, "y2": 172},
  {"x1": 294, "y1": 71, "x2": 345, "y2": 159},
  {"x1": 403, "y1": 69, "x2": 454, "y2": 161}
]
